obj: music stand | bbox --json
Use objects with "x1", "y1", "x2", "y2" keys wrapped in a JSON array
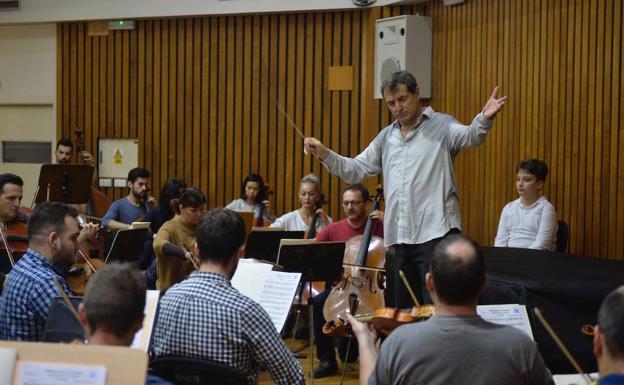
[
  {"x1": 105, "y1": 228, "x2": 148, "y2": 264},
  {"x1": 278, "y1": 241, "x2": 345, "y2": 384},
  {"x1": 244, "y1": 229, "x2": 305, "y2": 263},
  {"x1": 35, "y1": 164, "x2": 94, "y2": 204}
]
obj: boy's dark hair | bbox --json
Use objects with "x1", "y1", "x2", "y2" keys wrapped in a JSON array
[{"x1": 516, "y1": 159, "x2": 548, "y2": 182}]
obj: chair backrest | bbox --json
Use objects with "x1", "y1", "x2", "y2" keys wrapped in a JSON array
[
  {"x1": 150, "y1": 356, "x2": 248, "y2": 385},
  {"x1": 556, "y1": 220, "x2": 568, "y2": 253}
]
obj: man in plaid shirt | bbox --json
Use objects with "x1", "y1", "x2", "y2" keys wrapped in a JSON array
[
  {"x1": 152, "y1": 208, "x2": 304, "y2": 385},
  {"x1": 0, "y1": 202, "x2": 83, "y2": 341}
]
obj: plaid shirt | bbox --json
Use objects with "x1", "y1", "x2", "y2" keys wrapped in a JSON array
[
  {"x1": 0, "y1": 248, "x2": 72, "y2": 341},
  {"x1": 152, "y1": 271, "x2": 304, "y2": 385}
]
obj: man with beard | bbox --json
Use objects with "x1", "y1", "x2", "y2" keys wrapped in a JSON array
[
  {"x1": 55, "y1": 138, "x2": 95, "y2": 166},
  {"x1": 102, "y1": 167, "x2": 155, "y2": 231},
  {"x1": 0, "y1": 202, "x2": 83, "y2": 341}
]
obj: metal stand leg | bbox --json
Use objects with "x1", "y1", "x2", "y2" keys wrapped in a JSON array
[{"x1": 308, "y1": 280, "x2": 315, "y2": 385}]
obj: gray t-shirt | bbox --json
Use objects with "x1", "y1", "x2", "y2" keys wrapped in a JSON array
[{"x1": 370, "y1": 315, "x2": 552, "y2": 385}]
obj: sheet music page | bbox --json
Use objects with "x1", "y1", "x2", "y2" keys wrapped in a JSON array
[
  {"x1": 257, "y1": 271, "x2": 302, "y2": 332},
  {"x1": 131, "y1": 290, "x2": 160, "y2": 351},
  {"x1": 476, "y1": 304, "x2": 534, "y2": 340},
  {"x1": 231, "y1": 259, "x2": 274, "y2": 302},
  {"x1": 15, "y1": 361, "x2": 106, "y2": 385}
]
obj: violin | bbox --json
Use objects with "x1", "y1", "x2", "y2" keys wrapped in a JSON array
[
  {"x1": 0, "y1": 207, "x2": 31, "y2": 269},
  {"x1": 323, "y1": 187, "x2": 385, "y2": 327},
  {"x1": 65, "y1": 249, "x2": 105, "y2": 295},
  {"x1": 322, "y1": 305, "x2": 435, "y2": 337}
]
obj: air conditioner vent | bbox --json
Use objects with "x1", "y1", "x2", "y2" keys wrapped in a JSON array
[{"x1": 0, "y1": 0, "x2": 19, "y2": 11}]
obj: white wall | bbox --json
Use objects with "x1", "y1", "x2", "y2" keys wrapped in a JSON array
[
  {"x1": 0, "y1": 24, "x2": 56, "y2": 204},
  {"x1": 0, "y1": 24, "x2": 55, "y2": 104},
  {"x1": 0, "y1": 0, "x2": 408, "y2": 24}
]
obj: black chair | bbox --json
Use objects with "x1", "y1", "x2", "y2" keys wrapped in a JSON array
[
  {"x1": 150, "y1": 356, "x2": 248, "y2": 385},
  {"x1": 556, "y1": 220, "x2": 569, "y2": 253}
]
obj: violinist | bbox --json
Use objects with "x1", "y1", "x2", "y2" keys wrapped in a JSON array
[
  {"x1": 102, "y1": 167, "x2": 155, "y2": 231},
  {"x1": 347, "y1": 234, "x2": 552, "y2": 385},
  {"x1": 270, "y1": 173, "x2": 331, "y2": 232},
  {"x1": 225, "y1": 173, "x2": 275, "y2": 224},
  {"x1": 593, "y1": 286, "x2": 624, "y2": 385},
  {"x1": 153, "y1": 188, "x2": 206, "y2": 292},
  {"x1": 311, "y1": 183, "x2": 384, "y2": 379},
  {"x1": 55, "y1": 138, "x2": 98, "y2": 186},
  {"x1": 0, "y1": 173, "x2": 24, "y2": 225},
  {"x1": 0, "y1": 202, "x2": 86, "y2": 341},
  {"x1": 151, "y1": 208, "x2": 305, "y2": 385}
]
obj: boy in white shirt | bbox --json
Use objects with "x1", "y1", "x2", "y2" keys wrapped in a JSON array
[{"x1": 495, "y1": 159, "x2": 558, "y2": 251}]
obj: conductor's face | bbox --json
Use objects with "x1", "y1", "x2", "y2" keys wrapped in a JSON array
[{"x1": 384, "y1": 84, "x2": 421, "y2": 128}]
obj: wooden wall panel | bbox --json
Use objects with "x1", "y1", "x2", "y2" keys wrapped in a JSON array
[{"x1": 57, "y1": 0, "x2": 624, "y2": 259}]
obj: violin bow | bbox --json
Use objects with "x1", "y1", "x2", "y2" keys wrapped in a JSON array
[
  {"x1": 0, "y1": 222, "x2": 16, "y2": 267},
  {"x1": 399, "y1": 270, "x2": 421, "y2": 307},
  {"x1": 533, "y1": 308, "x2": 592, "y2": 385}
]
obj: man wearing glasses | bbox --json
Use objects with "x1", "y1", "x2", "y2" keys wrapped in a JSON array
[{"x1": 311, "y1": 183, "x2": 384, "y2": 378}]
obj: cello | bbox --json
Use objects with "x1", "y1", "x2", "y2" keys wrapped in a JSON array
[
  {"x1": 73, "y1": 128, "x2": 111, "y2": 219},
  {"x1": 323, "y1": 187, "x2": 385, "y2": 326}
]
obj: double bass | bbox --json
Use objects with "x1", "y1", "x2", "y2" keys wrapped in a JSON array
[
  {"x1": 323, "y1": 187, "x2": 385, "y2": 326},
  {"x1": 73, "y1": 128, "x2": 111, "y2": 219}
]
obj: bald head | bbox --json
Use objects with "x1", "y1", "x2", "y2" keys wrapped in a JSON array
[{"x1": 429, "y1": 234, "x2": 486, "y2": 305}]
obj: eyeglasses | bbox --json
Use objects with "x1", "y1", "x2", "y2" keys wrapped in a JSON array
[{"x1": 342, "y1": 200, "x2": 364, "y2": 207}]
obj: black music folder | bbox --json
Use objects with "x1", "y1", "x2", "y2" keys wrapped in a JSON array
[
  {"x1": 244, "y1": 229, "x2": 305, "y2": 263},
  {"x1": 105, "y1": 228, "x2": 148, "y2": 264}
]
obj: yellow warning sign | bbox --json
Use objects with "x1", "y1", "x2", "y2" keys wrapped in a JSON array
[{"x1": 113, "y1": 149, "x2": 123, "y2": 164}]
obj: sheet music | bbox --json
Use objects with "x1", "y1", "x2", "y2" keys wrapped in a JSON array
[
  {"x1": 476, "y1": 304, "x2": 534, "y2": 340},
  {"x1": 231, "y1": 260, "x2": 274, "y2": 302},
  {"x1": 257, "y1": 271, "x2": 301, "y2": 332},
  {"x1": 15, "y1": 361, "x2": 106, "y2": 385},
  {"x1": 231, "y1": 260, "x2": 301, "y2": 332},
  {"x1": 130, "y1": 290, "x2": 160, "y2": 351}
]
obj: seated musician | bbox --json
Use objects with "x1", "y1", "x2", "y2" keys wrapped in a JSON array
[
  {"x1": 270, "y1": 173, "x2": 331, "y2": 232},
  {"x1": 495, "y1": 159, "x2": 558, "y2": 251},
  {"x1": 77, "y1": 262, "x2": 173, "y2": 385},
  {"x1": 55, "y1": 138, "x2": 95, "y2": 166},
  {"x1": 0, "y1": 202, "x2": 95, "y2": 341},
  {"x1": 225, "y1": 173, "x2": 275, "y2": 224},
  {"x1": 151, "y1": 208, "x2": 304, "y2": 385},
  {"x1": 0, "y1": 173, "x2": 26, "y2": 294},
  {"x1": 593, "y1": 286, "x2": 624, "y2": 385},
  {"x1": 153, "y1": 188, "x2": 206, "y2": 292},
  {"x1": 102, "y1": 167, "x2": 156, "y2": 231},
  {"x1": 348, "y1": 234, "x2": 552, "y2": 385},
  {"x1": 311, "y1": 183, "x2": 384, "y2": 378}
]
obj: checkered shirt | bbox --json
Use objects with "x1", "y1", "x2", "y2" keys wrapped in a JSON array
[
  {"x1": 0, "y1": 248, "x2": 72, "y2": 341},
  {"x1": 152, "y1": 271, "x2": 304, "y2": 385}
]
